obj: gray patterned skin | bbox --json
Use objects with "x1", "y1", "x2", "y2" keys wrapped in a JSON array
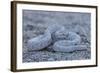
[
  {"x1": 27, "y1": 31, "x2": 52, "y2": 51},
  {"x1": 27, "y1": 24, "x2": 87, "y2": 52},
  {"x1": 53, "y1": 29, "x2": 81, "y2": 43},
  {"x1": 53, "y1": 41, "x2": 87, "y2": 52},
  {"x1": 52, "y1": 31, "x2": 85, "y2": 52},
  {"x1": 27, "y1": 24, "x2": 63, "y2": 51}
]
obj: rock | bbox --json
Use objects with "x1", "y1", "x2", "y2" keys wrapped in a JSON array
[{"x1": 48, "y1": 58, "x2": 55, "y2": 61}]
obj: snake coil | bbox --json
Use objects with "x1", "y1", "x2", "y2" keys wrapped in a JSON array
[{"x1": 27, "y1": 24, "x2": 88, "y2": 52}]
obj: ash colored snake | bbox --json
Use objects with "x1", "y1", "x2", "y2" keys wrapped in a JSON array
[{"x1": 27, "y1": 24, "x2": 88, "y2": 52}]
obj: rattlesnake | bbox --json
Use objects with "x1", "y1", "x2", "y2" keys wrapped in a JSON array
[{"x1": 27, "y1": 24, "x2": 88, "y2": 52}]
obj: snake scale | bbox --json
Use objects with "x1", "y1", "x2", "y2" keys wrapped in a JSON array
[{"x1": 27, "y1": 24, "x2": 88, "y2": 52}]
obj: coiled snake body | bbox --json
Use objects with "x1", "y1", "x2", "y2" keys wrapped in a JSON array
[{"x1": 27, "y1": 24, "x2": 87, "y2": 52}]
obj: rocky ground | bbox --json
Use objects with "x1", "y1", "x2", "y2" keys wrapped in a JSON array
[{"x1": 22, "y1": 10, "x2": 91, "y2": 63}]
